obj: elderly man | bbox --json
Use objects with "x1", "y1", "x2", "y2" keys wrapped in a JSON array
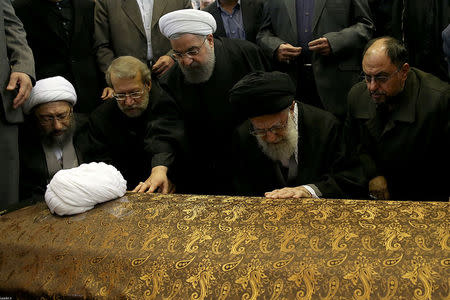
[
  {"x1": 0, "y1": 0, "x2": 35, "y2": 209},
  {"x1": 345, "y1": 37, "x2": 450, "y2": 201},
  {"x1": 230, "y1": 71, "x2": 365, "y2": 199},
  {"x1": 158, "y1": 9, "x2": 269, "y2": 195},
  {"x1": 19, "y1": 76, "x2": 84, "y2": 202},
  {"x1": 81, "y1": 56, "x2": 183, "y2": 193},
  {"x1": 257, "y1": 0, "x2": 374, "y2": 119}
]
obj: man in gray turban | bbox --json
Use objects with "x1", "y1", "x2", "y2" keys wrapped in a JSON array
[
  {"x1": 158, "y1": 9, "x2": 270, "y2": 195},
  {"x1": 19, "y1": 76, "x2": 85, "y2": 202},
  {"x1": 229, "y1": 71, "x2": 366, "y2": 199}
]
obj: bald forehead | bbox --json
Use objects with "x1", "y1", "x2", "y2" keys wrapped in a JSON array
[
  {"x1": 364, "y1": 39, "x2": 389, "y2": 59},
  {"x1": 363, "y1": 39, "x2": 396, "y2": 69}
]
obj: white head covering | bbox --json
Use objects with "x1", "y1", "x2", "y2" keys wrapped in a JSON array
[
  {"x1": 45, "y1": 162, "x2": 127, "y2": 216},
  {"x1": 23, "y1": 76, "x2": 77, "y2": 114},
  {"x1": 159, "y1": 9, "x2": 217, "y2": 39}
]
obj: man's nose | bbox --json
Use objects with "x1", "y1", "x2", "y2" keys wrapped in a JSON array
[
  {"x1": 264, "y1": 130, "x2": 278, "y2": 143},
  {"x1": 366, "y1": 78, "x2": 379, "y2": 91},
  {"x1": 124, "y1": 95, "x2": 135, "y2": 106},
  {"x1": 53, "y1": 119, "x2": 63, "y2": 130},
  {"x1": 180, "y1": 55, "x2": 193, "y2": 66}
]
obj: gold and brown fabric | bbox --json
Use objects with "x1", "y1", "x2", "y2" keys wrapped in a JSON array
[{"x1": 0, "y1": 194, "x2": 448, "y2": 299}]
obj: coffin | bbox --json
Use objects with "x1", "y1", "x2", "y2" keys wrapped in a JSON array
[{"x1": 0, "y1": 193, "x2": 448, "y2": 299}]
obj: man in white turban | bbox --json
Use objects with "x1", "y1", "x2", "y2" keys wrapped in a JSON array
[
  {"x1": 158, "y1": 9, "x2": 270, "y2": 195},
  {"x1": 19, "y1": 76, "x2": 85, "y2": 202}
]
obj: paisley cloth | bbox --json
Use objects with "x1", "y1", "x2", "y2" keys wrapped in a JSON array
[{"x1": 0, "y1": 194, "x2": 448, "y2": 299}]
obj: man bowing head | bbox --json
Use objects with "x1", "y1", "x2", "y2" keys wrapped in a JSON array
[{"x1": 230, "y1": 71, "x2": 366, "y2": 199}]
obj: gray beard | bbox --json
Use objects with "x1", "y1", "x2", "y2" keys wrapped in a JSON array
[
  {"x1": 180, "y1": 47, "x2": 215, "y2": 84},
  {"x1": 256, "y1": 114, "x2": 298, "y2": 164},
  {"x1": 40, "y1": 117, "x2": 76, "y2": 148}
]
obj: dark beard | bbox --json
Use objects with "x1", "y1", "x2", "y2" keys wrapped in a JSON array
[
  {"x1": 375, "y1": 95, "x2": 400, "y2": 117},
  {"x1": 40, "y1": 118, "x2": 76, "y2": 148}
]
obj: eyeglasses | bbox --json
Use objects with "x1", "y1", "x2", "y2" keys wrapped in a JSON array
[
  {"x1": 250, "y1": 120, "x2": 288, "y2": 137},
  {"x1": 172, "y1": 38, "x2": 207, "y2": 60},
  {"x1": 37, "y1": 109, "x2": 72, "y2": 125},
  {"x1": 361, "y1": 69, "x2": 400, "y2": 84},
  {"x1": 113, "y1": 88, "x2": 145, "y2": 102}
]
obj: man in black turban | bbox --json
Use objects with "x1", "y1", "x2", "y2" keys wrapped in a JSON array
[{"x1": 230, "y1": 71, "x2": 366, "y2": 199}]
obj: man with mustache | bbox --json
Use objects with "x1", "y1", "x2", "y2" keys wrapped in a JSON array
[
  {"x1": 345, "y1": 36, "x2": 450, "y2": 201},
  {"x1": 19, "y1": 76, "x2": 83, "y2": 202},
  {"x1": 81, "y1": 56, "x2": 183, "y2": 193},
  {"x1": 158, "y1": 9, "x2": 269, "y2": 195},
  {"x1": 230, "y1": 71, "x2": 366, "y2": 199}
]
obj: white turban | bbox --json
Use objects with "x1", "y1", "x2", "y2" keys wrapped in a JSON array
[
  {"x1": 24, "y1": 76, "x2": 77, "y2": 114},
  {"x1": 159, "y1": 9, "x2": 217, "y2": 39},
  {"x1": 45, "y1": 162, "x2": 127, "y2": 216}
]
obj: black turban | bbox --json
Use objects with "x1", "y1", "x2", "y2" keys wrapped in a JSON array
[{"x1": 229, "y1": 71, "x2": 295, "y2": 118}]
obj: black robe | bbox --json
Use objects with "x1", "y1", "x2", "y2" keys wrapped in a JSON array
[
  {"x1": 18, "y1": 114, "x2": 87, "y2": 203},
  {"x1": 13, "y1": 0, "x2": 104, "y2": 113},
  {"x1": 79, "y1": 83, "x2": 183, "y2": 190},
  {"x1": 233, "y1": 102, "x2": 367, "y2": 199},
  {"x1": 160, "y1": 37, "x2": 270, "y2": 195},
  {"x1": 369, "y1": 0, "x2": 449, "y2": 81}
]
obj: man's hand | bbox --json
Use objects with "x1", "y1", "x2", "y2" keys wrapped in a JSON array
[
  {"x1": 276, "y1": 43, "x2": 302, "y2": 64},
  {"x1": 101, "y1": 87, "x2": 114, "y2": 100},
  {"x1": 132, "y1": 166, "x2": 175, "y2": 194},
  {"x1": 369, "y1": 176, "x2": 390, "y2": 200},
  {"x1": 308, "y1": 37, "x2": 331, "y2": 56},
  {"x1": 6, "y1": 72, "x2": 33, "y2": 109},
  {"x1": 265, "y1": 186, "x2": 312, "y2": 199},
  {"x1": 152, "y1": 55, "x2": 175, "y2": 77}
]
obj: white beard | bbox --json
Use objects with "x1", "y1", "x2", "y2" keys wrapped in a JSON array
[
  {"x1": 256, "y1": 114, "x2": 298, "y2": 164},
  {"x1": 180, "y1": 45, "x2": 215, "y2": 84}
]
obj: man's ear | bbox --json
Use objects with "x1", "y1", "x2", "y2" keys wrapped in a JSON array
[
  {"x1": 401, "y1": 63, "x2": 410, "y2": 78},
  {"x1": 289, "y1": 100, "x2": 295, "y2": 111},
  {"x1": 146, "y1": 80, "x2": 152, "y2": 91},
  {"x1": 207, "y1": 34, "x2": 214, "y2": 47}
]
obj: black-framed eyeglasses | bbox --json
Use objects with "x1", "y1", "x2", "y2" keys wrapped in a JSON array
[
  {"x1": 361, "y1": 69, "x2": 401, "y2": 84},
  {"x1": 37, "y1": 108, "x2": 72, "y2": 125},
  {"x1": 250, "y1": 120, "x2": 288, "y2": 137},
  {"x1": 172, "y1": 38, "x2": 207, "y2": 60},
  {"x1": 113, "y1": 88, "x2": 145, "y2": 102}
]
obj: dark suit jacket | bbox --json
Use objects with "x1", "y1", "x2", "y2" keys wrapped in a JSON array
[
  {"x1": 257, "y1": 0, "x2": 374, "y2": 117},
  {"x1": 345, "y1": 68, "x2": 450, "y2": 201},
  {"x1": 94, "y1": 0, "x2": 192, "y2": 72},
  {"x1": 13, "y1": 0, "x2": 103, "y2": 114},
  {"x1": 203, "y1": 0, "x2": 264, "y2": 43},
  {"x1": 0, "y1": 0, "x2": 35, "y2": 123},
  {"x1": 233, "y1": 102, "x2": 367, "y2": 198}
]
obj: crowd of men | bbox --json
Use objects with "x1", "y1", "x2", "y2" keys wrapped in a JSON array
[{"x1": 1, "y1": 0, "x2": 449, "y2": 211}]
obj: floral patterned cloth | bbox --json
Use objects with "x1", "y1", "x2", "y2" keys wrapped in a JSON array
[{"x1": 0, "y1": 193, "x2": 448, "y2": 299}]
